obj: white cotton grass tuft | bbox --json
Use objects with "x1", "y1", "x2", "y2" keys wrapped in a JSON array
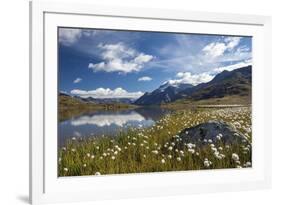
[
  {"x1": 161, "y1": 159, "x2": 166, "y2": 164},
  {"x1": 95, "y1": 172, "x2": 101, "y2": 175},
  {"x1": 203, "y1": 158, "x2": 212, "y2": 168},
  {"x1": 244, "y1": 161, "x2": 252, "y2": 167},
  {"x1": 152, "y1": 150, "x2": 159, "y2": 154},
  {"x1": 63, "y1": 167, "x2": 68, "y2": 172},
  {"x1": 176, "y1": 157, "x2": 181, "y2": 162},
  {"x1": 188, "y1": 148, "x2": 195, "y2": 154},
  {"x1": 216, "y1": 133, "x2": 223, "y2": 140},
  {"x1": 232, "y1": 153, "x2": 239, "y2": 161}
]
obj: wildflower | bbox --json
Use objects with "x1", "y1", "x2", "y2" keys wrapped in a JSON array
[
  {"x1": 71, "y1": 148, "x2": 76, "y2": 152},
  {"x1": 95, "y1": 172, "x2": 101, "y2": 175},
  {"x1": 179, "y1": 150, "x2": 184, "y2": 156},
  {"x1": 168, "y1": 146, "x2": 173, "y2": 151},
  {"x1": 188, "y1": 149, "x2": 195, "y2": 154},
  {"x1": 232, "y1": 153, "x2": 239, "y2": 161},
  {"x1": 161, "y1": 159, "x2": 166, "y2": 164},
  {"x1": 96, "y1": 146, "x2": 99, "y2": 150},
  {"x1": 220, "y1": 154, "x2": 225, "y2": 159},
  {"x1": 83, "y1": 164, "x2": 87, "y2": 167},
  {"x1": 102, "y1": 153, "x2": 107, "y2": 157},
  {"x1": 244, "y1": 162, "x2": 252, "y2": 167},
  {"x1": 140, "y1": 143, "x2": 144, "y2": 147},
  {"x1": 211, "y1": 147, "x2": 217, "y2": 152},
  {"x1": 99, "y1": 156, "x2": 103, "y2": 160},
  {"x1": 167, "y1": 155, "x2": 172, "y2": 159},
  {"x1": 91, "y1": 155, "x2": 95, "y2": 159},
  {"x1": 143, "y1": 154, "x2": 146, "y2": 158},
  {"x1": 111, "y1": 156, "x2": 116, "y2": 160},
  {"x1": 86, "y1": 153, "x2": 91, "y2": 157},
  {"x1": 176, "y1": 157, "x2": 181, "y2": 162},
  {"x1": 186, "y1": 143, "x2": 193, "y2": 149},
  {"x1": 204, "y1": 160, "x2": 210, "y2": 168},
  {"x1": 204, "y1": 159, "x2": 212, "y2": 168},
  {"x1": 216, "y1": 133, "x2": 223, "y2": 140},
  {"x1": 63, "y1": 168, "x2": 68, "y2": 172},
  {"x1": 152, "y1": 150, "x2": 159, "y2": 154},
  {"x1": 114, "y1": 151, "x2": 118, "y2": 155}
]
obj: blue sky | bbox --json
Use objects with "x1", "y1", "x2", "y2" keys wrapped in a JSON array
[{"x1": 58, "y1": 27, "x2": 252, "y2": 99}]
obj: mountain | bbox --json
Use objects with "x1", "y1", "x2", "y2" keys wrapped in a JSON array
[
  {"x1": 59, "y1": 92, "x2": 136, "y2": 104},
  {"x1": 176, "y1": 65, "x2": 252, "y2": 101},
  {"x1": 134, "y1": 65, "x2": 252, "y2": 105},
  {"x1": 134, "y1": 82, "x2": 194, "y2": 105},
  {"x1": 74, "y1": 96, "x2": 135, "y2": 104}
]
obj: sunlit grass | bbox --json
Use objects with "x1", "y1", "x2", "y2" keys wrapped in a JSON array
[{"x1": 58, "y1": 107, "x2": 252, "y2": 176}]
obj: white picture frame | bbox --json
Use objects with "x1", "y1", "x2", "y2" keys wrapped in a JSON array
[{"x1": 30, "y1": 1, "x2": 272, "y2": 204}]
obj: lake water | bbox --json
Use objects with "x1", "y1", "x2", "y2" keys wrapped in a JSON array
[{"x1": 58, "y1": 107, "x2": 172, "y2": 147}]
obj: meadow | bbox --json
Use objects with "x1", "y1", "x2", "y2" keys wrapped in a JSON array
[{"x1": 58, "y1": 107, "x2": 252, "y2": 176}]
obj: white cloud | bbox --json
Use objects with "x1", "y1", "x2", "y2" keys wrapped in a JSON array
[
  {"x1": 213, "y1": 60, "x2": 252, "y2": 73},
  {"x1": 168, "y1": 72, "x2": 214, "y2": 86},
  {"x1": 59, "y1": 28, "x2": 97, "y2": 46},
  {"x1": 88, "y1": 43, "x2": 154, "y2": 73},
  {"x1": 166, "y1": 59, "x2": 251, "y2": 86},
  {"x1": 59, "y1": 28, "x2": 82, "y2": 46},
  {"x1": 71, "y1": 112, "x2": 145, "y2": 127},
  {"x1": 70, "y1": 87, "x2": 144, "y2": 99},
  {"x1": 73, "y1": 78, "x2": 82, "y2": 84},
  {"x1": 224, "y1": 37, "x2": 241, "y2": 50},
  {"x1": 138, "y1": 76, "x2": 152, "y2": 81},
  {"x1": 202, "y1": 37, "x2": 241, "y2": 59},
  {"x1": 203, "y1": 42, "x2": 227, "y2": 58}
]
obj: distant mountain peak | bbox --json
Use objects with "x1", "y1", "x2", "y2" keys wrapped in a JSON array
[{"x1": 134, "y1": 65, "x2": 252, "y2": 105}]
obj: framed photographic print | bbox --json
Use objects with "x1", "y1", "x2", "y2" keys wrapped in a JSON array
[{"x1": 30, "y1": 1, "x2": 272, "y2": 204}]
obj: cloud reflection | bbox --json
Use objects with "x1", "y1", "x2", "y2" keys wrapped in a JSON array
[{"x1": 70, "y1": 112, "x2": 146, "y2": 127}]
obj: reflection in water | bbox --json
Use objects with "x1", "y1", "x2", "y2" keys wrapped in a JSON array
[
  {"x1": 58, "y1": 107, "x2": 171, "y2": 147},
  {"x1": 70, "y1": 111, "x2": 146, "y2": 127}
]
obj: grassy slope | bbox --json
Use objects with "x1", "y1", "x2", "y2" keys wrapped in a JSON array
[{"x1": 161, "y1": 95, "x2": 251, "y2": 109}]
